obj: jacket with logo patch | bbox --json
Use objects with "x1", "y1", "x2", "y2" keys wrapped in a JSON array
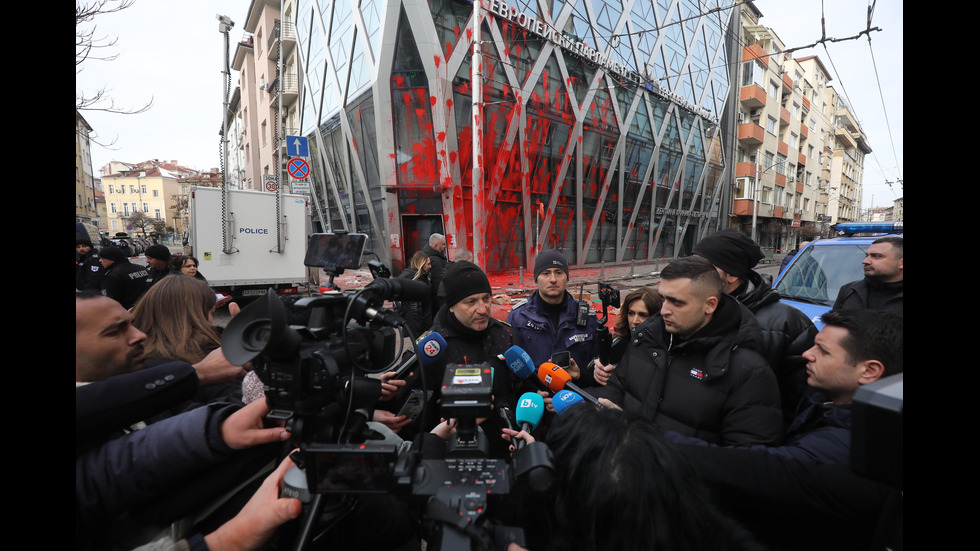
[{"x1": 592, "y1": 294, "x2": 783, "y2": 446}]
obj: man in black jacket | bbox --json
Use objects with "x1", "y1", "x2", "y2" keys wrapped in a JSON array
[
  {"x1": 98, "y1": 245, "x2": 151, "y2": 309},
  {"x1": 416, "y1": 261, "x2": 526, "y2": 456},
  {"x1": 834, "y1": 236, "x2": 903, "y2": 317},
  {"x1": 76, "y1": 238, "x2": 105, "y2": 291},
  {"x1": 143, "y1": 244, "x2": 172, "y2": 290},
  {"x1": 420, "y1": 233, "x2": 449, "y2": 308},
  {"x1": 694, "y1": 228, "x2": 818, "y2": 423},
  {"x1": 593, "y1": 256, "x2": 783, "y2": 446}
]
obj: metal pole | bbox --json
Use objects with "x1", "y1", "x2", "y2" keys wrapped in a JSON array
[{"x1": 471, "y1": 0, "x2": 485, "y2": 269}]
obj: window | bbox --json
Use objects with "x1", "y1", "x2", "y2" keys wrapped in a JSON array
[
  {"x1": 808, "y1": 145, "x2": 814, "y2": 159},
  {"x1": 122, "y1": 203, "x2": 129, "y2": 216},
  {"x1": 108, "y1": 185, "x2": 114, "y2": 194},
  {"x1": 141, "y1": 185, "x2": 147, "y2": 194},
  {"x1": 764, "y1": 151, "x2": 775, "y2": 170},
  {"x1": 110, "y1": 203, "x2": 117, "y2": 214},
  {"x1": 761, "y1": 187, "x2": 772, "y2": 204},
  {"x1": 143, "y1": 202, "x2": 149, "y2": 213},
  {"x1": 119, "y1": 185, "x2": 126, "y2": 195},
  {"x1": 152, "y1": 189, "x2": 159, "y2": 198},
  {"x1": 154, "y1": 209, "x2": 161, "y2": 219},
  {"x1": 789, "y1": 133, "x2": 798, "y2": 148},
  {"x1": 769, "y1": 80, "x2": 779, "y2": 99},
  {"x1": 766, "y1": 116, "x2": 777, "y2": 134},
  {"x1": 130, "y1": 185, "x2": 136, "y2": 194},
  {"x1": 774, "y1": 187, "x2": 783, "y2": 206},
  {"x1": 131, "y1": 202, "x2": 137, "y2": 214},
  {"x1": 741, "y1": 60, "x2": 766, "y2": 89}
]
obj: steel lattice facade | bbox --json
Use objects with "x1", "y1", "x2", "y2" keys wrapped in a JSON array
[{"x1": 295, "y1": 0, "x2": 735, "y2": 272}]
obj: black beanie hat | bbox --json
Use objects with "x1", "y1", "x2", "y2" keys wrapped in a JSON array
[
  {"x1": 98, "y1": 246, "x2": 127, "y2": 262},
  {"x1": 76, "y1": 238, "x2": 93, "y2": 248},
  {"x1": 534, "y1": 249, "x2": 569, "y2": 280},
  {"x1": 145, "y1": 244, "x2": 171, "y2": 261},
  {"x1": 693, "y1": 229, "x2": 764, "y2": 278},
  {"x1": 443, "y1": 261, "x2": 492, "y2": 307}
]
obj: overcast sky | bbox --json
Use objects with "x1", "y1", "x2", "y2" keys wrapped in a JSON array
[{"x1": 77, "y1": 0, "x2": 902, "y2": 210}]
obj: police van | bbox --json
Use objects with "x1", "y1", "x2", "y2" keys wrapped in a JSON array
[{"x1": 773, "y1": 221, "x2": 903, "y2": 329}]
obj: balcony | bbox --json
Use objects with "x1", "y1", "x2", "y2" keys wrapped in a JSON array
[
  {"x1": 798, "y1": 151, "x2": 807, "y2": 167},
  {"x1": 738, "y1": 123, "x2": 764, "y2": 146},
  {"x1": 796, "y1": 180, "x2": 804, "y2": 194},
  {"x1": 801, "y1": 95, "x2": 810, "y2": 111},
  {"x1": 773, "y1": 205, "x2": 785, "y2": 218},
  {"x1": 736, "y1": 161, "x2": 758, "y2": 178},
  {"x1": 779, "y1": 106, "x2": 790, "y2": 127},
  {"x1": 733, "y1": 199, "x2": 757, "y2": 216},
  {"x1": 740, "y1": 85, "x2": 767, "y2": 109},
  {"x1": 774, "y1": 173, "x2": 786, "y2": 187},
  {"x1": 742, "y1": 44, "x2": 769, "y2": 67},
  {"x1": 267, "y1": 20, "x2": 297, "y2": 61},
  {"x1": 781, "y1": 73, "x2": 793, "y2": 95},
  {"x1": 800, "y1": 122, "x2": 808, "y2": 139},
  {"x1": 268, "y1": 74, "x2": 299, "y2": 108},
  {"x1": 834, "y1": 126, "x2": 858, "y2": 149}
]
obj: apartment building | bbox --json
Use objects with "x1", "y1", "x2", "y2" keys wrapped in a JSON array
[
  {"x1": 101, "y1": 160, "x2": 200, "y2": 237},
  {"x1": 231, "y1": 0, "x2": 301, "y2": 193},
  {"x1": 732, "y1": 1, "x2": 870, "y2": 250},
  {"x1": 75, "y1": 110, "x2": 98, "y2": 225}
]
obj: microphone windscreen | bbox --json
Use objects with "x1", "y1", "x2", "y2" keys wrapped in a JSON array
[
  {"x1": 537, "y1": 362, "x2": 571, "y2": 393},
  {"x1": 552, "y1": 390, "x2": 585, "y2": 415},
  {"x1": 515, "y1": 392, "x2": 545, "y2": 429},
  {"x1": 416, "y1": 332, "x2": 447, "y2": 366},
  {"x1": 503, "y1": 345, "x2": 536, "y2": 379}
]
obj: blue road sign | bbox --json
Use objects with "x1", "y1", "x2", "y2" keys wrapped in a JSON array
[
  {"x1": 286, "y1": 136, "x2": 309, "y2": 157},
  {"x1": 287, "y1": 158, "x2": 310, "y2": 180}
]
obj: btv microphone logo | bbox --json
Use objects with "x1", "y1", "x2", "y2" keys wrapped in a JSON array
[
  {"x1": 520, "y1": 398, "x2": 536, "y2": 408},
  {"x1": 422, "y1": 340, "x2": 441, "y2": 357}
]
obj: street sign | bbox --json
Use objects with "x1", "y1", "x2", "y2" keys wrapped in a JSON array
[
  {"x1": 265, "y1": 180, "x2": 278, "y2": 192},
  {"x1": 286, "y1": 136, "x2": 309, "y2": 157},
  {"x1": 291, "y1": 181, "x2": 310, "y2": 194},
  {"x1": 287, "y1": 158, "x2": 310, "y2": 180}
]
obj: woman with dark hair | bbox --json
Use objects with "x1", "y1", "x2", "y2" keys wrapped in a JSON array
[
  {"x1": 396, "y1": 251, "x2": 434, "y2": 336},
  {"x1": 593, "y1": 286, "x2": 662, "y2": 385},
  {"x1": 505, "y1": 406, "x2": 764, "y2": 551},
  {"x1": 172, "y1": 255, "x2": 207, "y2": 283}
]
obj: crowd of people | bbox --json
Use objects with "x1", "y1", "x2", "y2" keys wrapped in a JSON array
[{"x1": 76, "y1": 229, "x2": 903, "y2": 550}]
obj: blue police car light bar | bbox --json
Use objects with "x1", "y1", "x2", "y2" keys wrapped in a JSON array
[{"x1": 834, "y1": 221, "x2": 903, "y2": 235}]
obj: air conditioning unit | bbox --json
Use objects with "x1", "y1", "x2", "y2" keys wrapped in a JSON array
[
  {"x1": 793, "y1": 79, "x2": 801, "y2": 89},
  {"x1": 750, "y1": 109, "x2": 761, "y2": 117},
  {"x1": 737, "y1": 112, "x2": 746, "y2": 123}
]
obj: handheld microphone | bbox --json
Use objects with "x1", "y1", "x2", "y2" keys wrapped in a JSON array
[
  {"x1": 552, "y1": 390, "x2": 585, "y2": 415},
  {"x1": 536, "y1": 362, "x2": 602, "y2": 407},
  {"x1": 503, "y1": 345, "x2": 535, "y2": 379},
  {"x1": 392, "y1": 331, "x2": 448, "y2": 378},
  {"x1": 513, "y1": 392, "x2": 545, "y2": 450}
]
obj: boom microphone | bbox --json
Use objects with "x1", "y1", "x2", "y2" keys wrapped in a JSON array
[
  {"x1": 536, "y1": 362, "x2": 602, "y2": 407},
  {"x1": 513, "y1": 392, "x2": 545, "y2": 450},
  {"x1": 552, "y1": 390, "x2": 585, "y2": 415}
]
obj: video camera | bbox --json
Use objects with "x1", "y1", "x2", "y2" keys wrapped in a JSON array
[{"x1": 222, "y1": 235, "x2": 551, "y2": 551}]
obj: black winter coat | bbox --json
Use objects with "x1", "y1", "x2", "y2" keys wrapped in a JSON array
[
  {"x1": 420, "y1": 245, "x2": 448, "y2": 307},
  {"x1": 396, "y1": 267, "x2": 434, "y2": 336},
  {"x1": 733, "y1": 270, "x2": 818, "y2": 423},
  {"x1": 100, "y1": 259, "x2": 150, "y2": 309},
  {"x1": 593, "y1": 294, "x2": 784, "y2": 446},
  {"x1": 833, "y1": 277, "x2": 903, "y2": 317}
]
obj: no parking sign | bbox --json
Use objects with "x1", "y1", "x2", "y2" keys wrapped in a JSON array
[{"x1": 287, "y1": 158, "x2": 310, "y2": 180}]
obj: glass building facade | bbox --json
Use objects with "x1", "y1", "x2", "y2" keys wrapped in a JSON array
[{"x1": 295, "y1": 0, "x2": 734, "y2": 272}]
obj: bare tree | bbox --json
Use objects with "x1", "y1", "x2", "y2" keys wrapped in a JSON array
[
  {"x1": 126, "y1": 210, "x2": 165, "y2": 238},
  {"x1": 76, "y1": 0, "x2": 153, "y2": 116}
]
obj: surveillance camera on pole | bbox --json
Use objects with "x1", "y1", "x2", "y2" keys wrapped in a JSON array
[{"x1": 216, "y1": 13, "x2": 235, "y2": 33}]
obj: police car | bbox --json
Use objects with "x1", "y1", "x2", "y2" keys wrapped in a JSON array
[{"x1": 773, "y1": 221, "x2": 903, "y2": 329}]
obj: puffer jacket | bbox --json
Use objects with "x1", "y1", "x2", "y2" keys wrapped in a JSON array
[
  {"x1": 593, "y1": 294, "x2": 783, "y2": 446},
  {"x1": 733, "y1": 270, "x2": 818, "y2": 422}
]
